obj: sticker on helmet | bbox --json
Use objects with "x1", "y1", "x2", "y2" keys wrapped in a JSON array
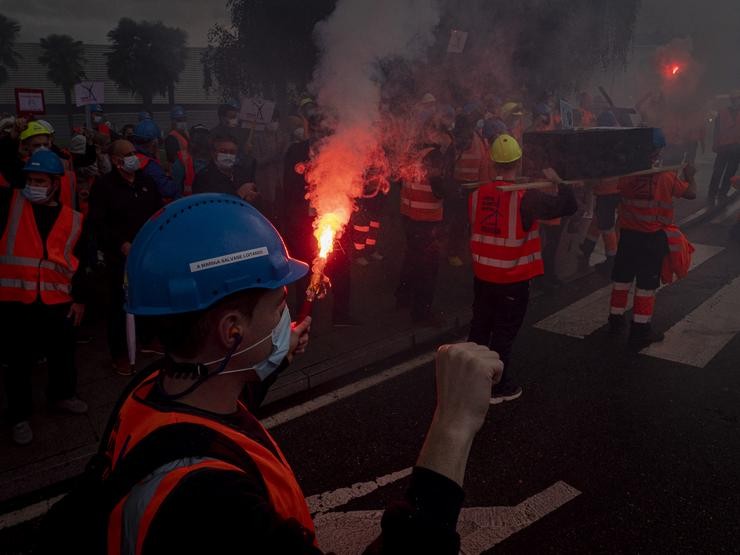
[{"x1": 189, "y1": 247, "x2": 269, "y2": 272}]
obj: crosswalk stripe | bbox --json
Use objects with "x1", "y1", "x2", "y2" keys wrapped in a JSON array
[
  {"x1": 534, "y1": 243, "x2": 724, "y2": 339},
  {"x1": 641, "y1": 275, "x2": 740, "y2": 367}
]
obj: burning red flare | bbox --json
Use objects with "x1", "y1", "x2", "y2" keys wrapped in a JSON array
[{"x1": 671, "y1": 65, "x2": 680, "y2": 76}]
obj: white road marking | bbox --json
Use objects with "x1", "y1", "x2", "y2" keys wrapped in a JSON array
[
  {"x1": 642, "y1": 275, "x2": 740, "y2": 367},
  {"x1": 0, "y1": 494, "x2": 64, "y2": 531},
  {"x1": 307, "y1": 467, "x2": 413, "y2": 515},
  {"x1": 313, "y1": 481, "x2": 581, "y2": 555},
  {"x1": 534, "y1": 243, "x2": 723, "y2": 339},
  {"x1": 261, "y1": 351, "x2": 436, "y2": 430}
]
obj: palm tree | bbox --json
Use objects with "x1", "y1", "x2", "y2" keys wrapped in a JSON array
[
  {"x1": 0, "y1": 14, "x2": 22, "y2": 86},
  {"x1": 39, "y1": 34, "x2": 86, "y2": 132},
  {"x1": 106, "y1": 18, "x2": 187, "y2": 111}
]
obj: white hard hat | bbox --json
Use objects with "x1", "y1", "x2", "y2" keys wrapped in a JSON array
[
  {"x1": 421, "y1": 93, "x2": 436, "y2": 104},
  {"x1": 37, "y1": 119, "x2": 55, "y2": 135}
]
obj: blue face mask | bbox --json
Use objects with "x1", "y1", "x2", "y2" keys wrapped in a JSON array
[{"x1": 217, "y1": 307, "x2": 292, "y2": 381}]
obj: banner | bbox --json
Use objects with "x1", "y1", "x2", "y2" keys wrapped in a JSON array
[
  {"x1": 239, "y1": 96, "x2": 276, "y2": 131},
  {"x1": 15, "y1": 89, "x2": 46, "y2": 116},
  {"x1": 74, "y1": 81, "x2": 105, "y2": 107},
  {"x1": 447, "y1": 30, "x2": 468, "y2": 54}
]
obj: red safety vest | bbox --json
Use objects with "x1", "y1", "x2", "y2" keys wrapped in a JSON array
[
  {"x1": 168, "y1": 130, "x2": 195, "y2": 195},
  {"x1": 400, "y1": 147, "x2": 444, "y2": 222},
  {"x1": 106, "y1": 372, "x2": 315, "y2": 555},
  {"x1": 715, "y1": 107, "x2": 740, "y2": 148},
  {"x1": 661, "y1": 225, "x2": 694, "y2": 285},
  {"x1": 454, "y1": 133, "x2": 490, "y2": 183},
  {"x1": 469, "y1": 181, "x2": 544, "y2": 283},
  {"x1": 0, "y1": 190, "x2": 82, "y2": 304},
  {"x1": 618, "y1": 172, "x2": 688, "y2": 233}
]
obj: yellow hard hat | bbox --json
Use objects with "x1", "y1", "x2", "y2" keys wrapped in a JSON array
[
  {"x1": 501, "y1": 102, "x2": 524, "y2": 118},
  {"x1": 299, "y1": 97, "x2": 315, "y2": 108},
  {"x1": 490, "y1": 134, "x2": 522, "y2": 163},
  {"x1": 20, "y1": 121, "x2": 51, "y2": 142}
]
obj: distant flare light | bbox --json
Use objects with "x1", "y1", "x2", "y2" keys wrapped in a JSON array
[{"x1": 671, "y1": 65, "x2": 680, "y2": 75}]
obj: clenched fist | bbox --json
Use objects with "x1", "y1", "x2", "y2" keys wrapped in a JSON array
[{"x1": 434, "y1": 342, "x2": 504, "y2": 435}]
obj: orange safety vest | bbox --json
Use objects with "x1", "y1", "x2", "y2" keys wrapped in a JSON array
[
  {"x1": 106, "y1": 372, "x2": 315, "y2": 555},
  {"x1": 469, "y1": 181, "x2": 544, "y2": 283},
  {"x1": 618, "y1": 172, "x2": 687, "y2": 233},
  {"x1": 400, "y1": 147, "x2": 444, "y2": 222},
  {"x1": 715, "y1": 107, "x2": 740, "y2": 148},
  {"x1": 454, "y1": 133, "x2": 490, "y2": 183},
  {"x1": 661, "y1": 225, "x2": 694, "y2": 285},
  {"x1": 134, "y1": 153, "x2": 151, "y2": 171},
  {"x1": 168, "y1": 130, "x2": 195, "y2": 195},
  {"x1": 0, "y1": 190, "x2": 82, "y2": 304}
]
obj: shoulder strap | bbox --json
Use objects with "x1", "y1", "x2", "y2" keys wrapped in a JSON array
[{"x1": 104, "y1": 422, "x2": 269, "y2": 511}]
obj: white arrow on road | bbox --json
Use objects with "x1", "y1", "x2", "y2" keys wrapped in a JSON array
[{"x1": 308, "y1": 468, "x2": 581, "y2": 555}]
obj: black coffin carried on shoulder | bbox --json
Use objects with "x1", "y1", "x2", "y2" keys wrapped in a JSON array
[{"x1": 522, "y1": 127, "x2": 655, "y2": 181}]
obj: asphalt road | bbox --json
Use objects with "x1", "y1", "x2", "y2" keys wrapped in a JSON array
[{"x1": 2, "y1": 208, "x2": 739, "y2": 554}]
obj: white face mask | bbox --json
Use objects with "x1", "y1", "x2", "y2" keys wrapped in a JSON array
[
  {"x1": 122, "y1": 154, "x2": 141, "y2": 173},
  {"x1": 176, "y1": 121, "x2": 188, "y2": 131},
  {"x1": 32, "y1": 145, "x2": 50, "y2": 154},
  {"x1": 214, "y1": 307, "x2": 293, "y2": 381},
  {"x1": 215, "y1": 152, "x2": 237, "y2": 170},
  {"x1": 22, "y1": 183, "x2": 54, "y2": 203},
  {"x1": 92, "y1": 115, "x2": 103, "y2": 124}
]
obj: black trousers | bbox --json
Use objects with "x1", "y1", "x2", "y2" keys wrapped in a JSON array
[
  {"x1": 445, "y1": 188, "x2": 469, "y2": 256},
  {"x1": 708, "y1": 146, "x2": 740, "y2": 198},
  {"x1": 1, "y1": 301, "x2": 77, "y2": 423},
  {"x1": 105, "y1": 261, "x2": 128, "y2": 359},
  {"x1": 540, "y1": 222, "x2": 565, "y2": 280},
  {"x1": 396, "y1": 217, "x2": 441, "y2": 319},
  {"x1": 468, "y1": 278, "x2": 530, "y2": 389}
]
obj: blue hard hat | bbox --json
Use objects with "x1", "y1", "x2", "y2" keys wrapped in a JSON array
[
  {"x1": 90, "y1": 104, "x2": 103, "y2": 113},
  {"x1": 652, "y1": 127, "x2": 667, "y2": 149},
  {"x1": 133, "y1": 119, "x2": 162, "y2": 142},
  {"x1": 596, "y1": 110, "x2": 619, "y2": 127},
  {"x1": 125, "y1": 194, "x2": 309, "y2": 316},
  {"x1": 138, "y1": 111, "x2": 152, "y2": 121},
  {"x1": 23, "y1": 149, "x2": 65, "y2": 175},
  {"x1": 171, "y1": 105, "x2": 186, "y2": 120},
  {"x1": 534, "y1": 103, "x2": 551, "y2": 116}
]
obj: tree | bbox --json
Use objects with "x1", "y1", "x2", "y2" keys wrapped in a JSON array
[
  {"x1": 203, "y1": 0, "x2": 335, "y2": 106},
  {"x1": 39, "y1": 34, "x2": 86, "y2": 132},
  {"x1": 0, "y1": 14, "x2": 22, "y2": 86},
  {"x1": 106, "y1": 18, "x2": 187, "y2": 111}
]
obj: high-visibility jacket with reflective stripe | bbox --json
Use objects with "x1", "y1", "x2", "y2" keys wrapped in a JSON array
[
  {"x1": 661, "y1": 225, "x2": 694, "y2": 284},
  {"x1": 454, "y1": 133, "x2": 490, "y2": 183},
  {"x1": 715, "y1": 107, "x2": 740, "y2": 148},
  {"x1": 0, "y1": 190, "x2": 82, "y2": 304},
  {"x1": 469, "y1": 181, "x2": 544, "y2": 283},
  {"x1": 400, "y1": 147, "x2": 443, "y2": 222},
  {"x1": 106, "y1": 373, "x2": 315, "y2": 555},
  {"x1": 168, "y1": 130, "x2": 195, "y2": 196},
  {"x1": 618, "y1": 172, "x2": 688, "y2": 233}
]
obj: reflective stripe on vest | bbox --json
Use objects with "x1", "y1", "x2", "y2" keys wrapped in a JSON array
[
  {"x1": 618, "y1": 174, "x2": 678, "y2": 233},
  {"x1": 106, "y1": 374, "x2": 315, "y2": 554},
  {"x1": 469, "y1": 183, "x2": 544, "y2": 283},
  {"x1": 169, "y1": 131, "x2": 195, "y2": 195},
  {"x1": 0, "y1": 190, "x2": 82, "y2": 304},
  {"x1": 400, "y1": 147, "x2": 443, "y2": 222}
]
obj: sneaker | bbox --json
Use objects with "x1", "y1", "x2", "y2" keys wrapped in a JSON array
[
  {"x1": 448, "y1": 256, "x2": 464, "y2": 267},
  {"x1": 628, "y1": 323, "x2": 665, "y2": 351},
  {"x1": 113, "y1": 357, "x2": 135, "y2": 376},
  {"x1": 53, "y1": 397, "x2": 88, "y2": 415},
  {"x1": 355, "y1": 256, "x2": 369, "y2": 267},
  {"x1": 490, "y1": 384, "x2": 523, "y2": 405},
  {"x1": 370, "y1": 252, "x2": 384, "y2": 262},
  {"x1": 12, "y1": 421, "x2": 33, "y2": 446},
  {"x1": 608, "y1": 314, "x2": 626, "y2": 335}
]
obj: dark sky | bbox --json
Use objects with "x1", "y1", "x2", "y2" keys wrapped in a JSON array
[{"x1": 0, "y1": 0, "x2": 229, "y2": 46}]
